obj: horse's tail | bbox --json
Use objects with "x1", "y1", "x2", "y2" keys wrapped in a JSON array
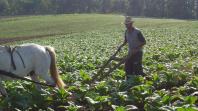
[{"x1": 45, "y1": 46, "x2": 66, "y2": 89}]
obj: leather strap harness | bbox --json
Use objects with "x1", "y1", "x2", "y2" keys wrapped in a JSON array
[{"x1": 6, "y1": 46, "x2": 26, "y2": 70}]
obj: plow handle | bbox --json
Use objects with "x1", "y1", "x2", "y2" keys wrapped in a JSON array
[{"x1": 91, "y1": 43, "x2": 126, "y2": 82}]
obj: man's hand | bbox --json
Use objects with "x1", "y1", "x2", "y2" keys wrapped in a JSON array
[
  {"x1": 130, "y1": 43, "x2": 145, "y2": 55},
  {"x1": 131, "y1": 48, "x2": 139, "y2": 55}
]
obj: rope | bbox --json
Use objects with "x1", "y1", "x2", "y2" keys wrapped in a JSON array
[{"x1": 0, "y1": 70, "x2": 54, "y2": 87}]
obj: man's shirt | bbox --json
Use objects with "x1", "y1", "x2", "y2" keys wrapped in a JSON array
[{"x1": 125, "y1": 27, "x2": 146, "y2": 55}]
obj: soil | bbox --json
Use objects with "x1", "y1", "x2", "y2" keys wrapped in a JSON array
[{"x1": 0, "y1": 33, "x2": 64, "y2": 45}]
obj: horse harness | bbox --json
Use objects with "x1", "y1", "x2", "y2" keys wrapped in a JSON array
[
  {"x1": 6, "y1": 46, "x2": 26, "y2": 70},
  {"x1": 0, "y1": 46, "x2": 54, "y2": 87}
]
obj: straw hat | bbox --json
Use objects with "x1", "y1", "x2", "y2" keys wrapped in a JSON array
[{"x1": 124, "y1": 16, "x2": 134, "y2": 24}]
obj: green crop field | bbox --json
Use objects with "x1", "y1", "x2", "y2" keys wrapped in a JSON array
[{"x1": 0, "y1": 14, "x2": 198, "y2": 111}]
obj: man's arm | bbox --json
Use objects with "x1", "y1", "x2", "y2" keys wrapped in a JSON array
[
  {"x1": 137, "y1": 31, "x2": 146, "y2": 49},
  {"x1": 130, "y1": 31, "x2": 146, "y2": 56}
]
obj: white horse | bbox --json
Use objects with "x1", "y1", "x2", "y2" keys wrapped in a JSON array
[{"x1": 0, "y1": 43, "x2": 65, "y2": 96}]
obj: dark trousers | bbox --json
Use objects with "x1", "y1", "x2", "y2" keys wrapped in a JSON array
[{"x1": 125, "y1": 51, "x2": 144, "y2": 77}]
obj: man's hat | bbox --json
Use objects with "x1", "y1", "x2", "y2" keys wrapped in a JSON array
[{"x1": 124, "y1": 16, "x2": 134, "y2": 24}]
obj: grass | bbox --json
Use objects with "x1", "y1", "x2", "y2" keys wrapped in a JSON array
[
  {"x1": 0, "y1": 14, "x2": 191, "y2": 38},
  {"x1": 0, "y1": 14, "x2": 123, "y2": 38}
]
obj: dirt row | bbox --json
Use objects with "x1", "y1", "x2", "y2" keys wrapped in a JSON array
[{"x1": 0, "y1": 33, "x2": 64, "y2": 45}]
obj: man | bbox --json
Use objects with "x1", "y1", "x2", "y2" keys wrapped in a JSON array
[{"x1": 113, "y1": 16, "x2": 146, "y2": 79}]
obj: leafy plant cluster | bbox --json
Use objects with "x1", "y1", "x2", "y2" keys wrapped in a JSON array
[{"x1": 1, "y1": 17, "x2": 198, "y2": 111}]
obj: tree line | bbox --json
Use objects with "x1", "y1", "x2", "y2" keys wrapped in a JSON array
[{"x1": 0, "y1": 0, "x2": 198, "y2": 19}]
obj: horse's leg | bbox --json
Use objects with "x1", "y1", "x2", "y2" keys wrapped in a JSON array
[
  {"x1": 35, "y1": 54, "x2": 56, "y2": 87},
  {"x1": 30, "y1": 71, "x2": 42, "y2": 91},
  {"x1": 0, "y1": 80, "x2": 7, "y2": 97},
  {"x1": 34, "y1": 70, "x2": 56, "y2": 87},
  {"x1": 37, "y1": 73, "x2": 56, "y2": 87}
]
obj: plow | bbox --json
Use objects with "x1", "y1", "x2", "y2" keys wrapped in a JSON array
[{"x1": 91, "y1": 43, "x2": 127, "y2": 83}]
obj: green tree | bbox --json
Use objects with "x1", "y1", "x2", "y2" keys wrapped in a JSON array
[
  {"x1": 112, "y1": 0, "x2": 128, "y2": 13},
  {"x1": 144, "y1": 0, "x2": 166, "y2": 17},
  {"x1": 100, "y1": 0, "x2": 113, "y2": 13},
  {"x1": 0, "y1": 0, "x2": 197, "y2": 19},
  {"x1": 195, "y1": 0, "x2": 198, "y2": 18},
  {"x1": 35, "y1": 0, "x2": 52, "y2": 14},
  {"x1": 0, "y1": 0, "x2": 9, "y2": 15},
  {"x1": 167, "y1": 0, "x2": 187, "y2": 19},
  {"x1": 127, "y1": 0, "x2": 144, "y2": 16}
]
